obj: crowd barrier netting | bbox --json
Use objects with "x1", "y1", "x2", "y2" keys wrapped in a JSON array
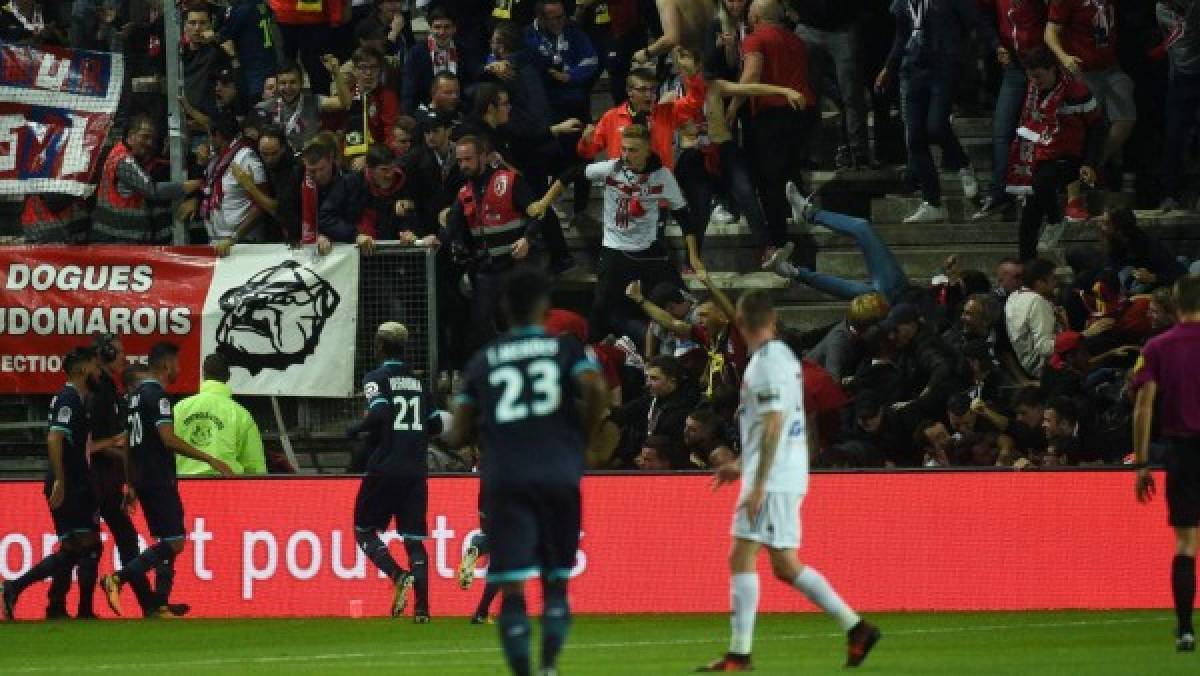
[{"x1": 0, "y1": 471, "x2": 1173, "y2": 619}]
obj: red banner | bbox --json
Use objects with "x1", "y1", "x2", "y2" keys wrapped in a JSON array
[
  {"x1": 0, "y1": 472, "x2": 1172, "y2": 619},
  {"x1": 0, "y1": 246, "x2": 216, "y2": 394},
  {"x1": 0, "y1": 44, "x2": 124, "y2": 197}
]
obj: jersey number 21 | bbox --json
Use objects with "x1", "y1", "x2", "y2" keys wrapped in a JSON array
[{"x1": 489, "y1": 359, "x2": 561, "y2": 423}]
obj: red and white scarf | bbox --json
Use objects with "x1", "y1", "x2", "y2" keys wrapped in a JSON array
[
  {"x1": 1005, "y1": 74, "x2": 1071, "y2": 197},
  {"x1": 200, "y1": 136, "x2": 253, "y2": 221},
  {"x1": 428, "y1": 35, "x2": 458, "y2": 74}
]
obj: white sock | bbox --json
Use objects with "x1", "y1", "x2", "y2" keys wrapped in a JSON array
[
  {"x1": 793, "y1": 566, "x2": 861, "y2": 632},
  {"x1": 729, "y1": 572, "x2": 759, "y2": 655}
]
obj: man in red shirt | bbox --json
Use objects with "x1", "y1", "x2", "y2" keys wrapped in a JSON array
[
  {"x1": 1045, "y1": 0, "x2": 1134, "y2": 201},
  {"x1": 728, "y1": 0, "x2": 816, "y2": 264}
]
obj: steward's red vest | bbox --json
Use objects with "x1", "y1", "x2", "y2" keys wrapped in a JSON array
[{"x1": 456, "y1": 168, "x2": 526, "y2": 260}]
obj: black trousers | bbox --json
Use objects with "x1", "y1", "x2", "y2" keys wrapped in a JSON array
[
  {"x1": 1018, "y1": 158, "x2": 1081, "y2": 261},
  {"x1": 747, "y1": 106, "x2": 816, "y2": 247},
  {"x1": 589, "y1": 244, "x2": 680, "y2": 342}
]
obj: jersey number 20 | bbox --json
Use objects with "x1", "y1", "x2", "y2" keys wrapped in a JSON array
[
  {"x1": 489, "y1": 359, "x2": 561, "y2": 423},
  {"x1": 127, "y1": 412, "x2": 144, "y2": 447}
]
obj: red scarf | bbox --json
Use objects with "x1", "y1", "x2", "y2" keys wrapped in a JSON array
[
  {"x1": 300, "y1": 172, "x2": 318, "y2": 244},
  {"x1": 200, "y1": 136, "x2": 253, "y2": 221},
  {"x1": 428, "y1": 35, "x2": 459, "y2": 74},
  {"x1": 1005, "y1": 74, "x2": 1071, "y2": 197}
]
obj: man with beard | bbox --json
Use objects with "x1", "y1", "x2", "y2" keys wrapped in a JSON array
[
  {"x1": 440, "y1": 135, "x2": 559, "y2": 351},
  {"x1": 231, "y1": 125, "x2": 303, "y2": 241},
  {"x1": 91, "y1": 115, "x2": 202, "y2": 243},
  {"x1": 2, "y1": 349, "x2": 120, "y2": 621},
  {"x1": 255, "y1": 59, "x2": 351, "y2": 154}
]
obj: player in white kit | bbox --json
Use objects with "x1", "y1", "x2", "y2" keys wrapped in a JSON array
[{"x1": 699, "y1": 291, "x2": 881, "y2": 672}]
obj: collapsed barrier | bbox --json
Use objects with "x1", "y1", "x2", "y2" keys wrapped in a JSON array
[{"x1": 0, "y1": 471, "x2": 1172, "y2": 618}]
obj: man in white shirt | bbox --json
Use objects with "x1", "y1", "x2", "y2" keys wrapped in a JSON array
[
  {"x1": 584, "y1": 124, "x2": 688, "y2": 340},
  {"x1": 1004, "y1": 257, "x2": 1060, "y2": 378},
  {"x1": 201, "y1": 113, "x2": 269, "y2": 256},
  {"x1": 700, "y1": 290, "x2": 880, "y2": 672}
]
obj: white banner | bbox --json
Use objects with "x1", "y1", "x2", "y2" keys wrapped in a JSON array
[{"x1": 200, "y1": 245, "x2": 358, "y2": 397}]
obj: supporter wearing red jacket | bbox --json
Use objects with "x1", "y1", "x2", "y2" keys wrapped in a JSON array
[
  {"x1": 973, "y1": 0, "x2": 1049, "y2": 222},
  {"x1": 577, "y1": 67, "x2": 704, "y2": 171},
  {"x1": 1045, "y1": 0, "x2": 1134, "y2": 190},
  {"x1": 1006, "y1": 46, "x2": 1105, "y2": 260}
]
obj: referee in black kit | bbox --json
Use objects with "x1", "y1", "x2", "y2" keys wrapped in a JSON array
[{"x1": 1132, "y1": 273, "x2": 1200, "y2": 653}]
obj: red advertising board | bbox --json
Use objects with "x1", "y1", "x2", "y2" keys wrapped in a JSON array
[
  {"x1": 0, "y1": 246, "x2": 216, "y2": 394},
  {"x1": 0, "y1": 472, "x2": 1172, "y2": 619}
]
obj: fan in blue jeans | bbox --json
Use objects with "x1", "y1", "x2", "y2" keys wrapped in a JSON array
[{"x1": 763, "y1": 182, "x2": 909, "y2": 305}]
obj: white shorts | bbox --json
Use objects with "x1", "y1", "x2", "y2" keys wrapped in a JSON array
[{"x1": 731, "y1": 491, "x2": 804, "y2": 549}]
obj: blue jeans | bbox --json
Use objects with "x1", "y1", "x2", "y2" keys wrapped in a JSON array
[
  {"x1": 990, "y1": 64, "x2": 1027, "y2": 202},
  {"x1": 900, "y1": 63, "x2": 969, "y2": 206},
  {"x1": 793, "y1": 210, "x2": 907, "y2": 303}
]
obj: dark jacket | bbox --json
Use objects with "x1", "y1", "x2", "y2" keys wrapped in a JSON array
[
  {"x1": 897, "y1": 328, "x2": 967, "y2": 421},
  {"x1": 887, "y1": 0, "x2": 999, "y2": 71},
  {"x1": 318, "y1": 169, "x2": 424, "y2": 243},
  {"x1": 610, "y1": 385, "x2": 702, "y2": 465},
  {"x1": 402, "y1": 38, "x2": 483, "y2": 113}
]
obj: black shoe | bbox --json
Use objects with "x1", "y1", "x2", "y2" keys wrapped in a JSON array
[
  {"x1": 45, "y1": 605, "x2": 69, "y2": 620},
  {"x1": 167, "y1": 603, "x2": 191, "y2": 616},
  {"x1": 971, "y1": 196, "x2": 1013, "y2": 222},
  {"x1": 414, "y1": 606, "x2": 431, "y2": 624},
  {"x1": 2, "y1": 581, "x2": 17, "y2": 620},
  {"x1": 846, "y1": 620, "x2": 882, "y2": 667},
  {"x1": 470, "y1": 614, "x2": 491, "y2": 624},
  {"x1": 1178, "y1": 632, "x2": 1196, "y2": 652},
  {"x1": 696, "y1": 653, "x2": 752, "y2": 671},
  {"x1": 75, "y1": 610, "x2": 98, "y2": 620}
]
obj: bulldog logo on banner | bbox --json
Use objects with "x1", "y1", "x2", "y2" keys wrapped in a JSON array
[
  {"x1": 202, "y1": 246, "x2": 358, "y2": 397},
  {"x1": 215, "y1": 260, "x2": 342, "y2": 375}
]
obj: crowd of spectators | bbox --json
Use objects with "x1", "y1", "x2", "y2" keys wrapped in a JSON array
[{"x1": 4, "y1": 0, "x2": 1200, "y2": 472}]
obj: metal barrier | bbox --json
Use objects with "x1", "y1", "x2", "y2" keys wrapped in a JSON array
[
  {"x1": 0, "y1": 244, "x2": 438, "y2": 446},
  {"x1": 243, "y1": 243, "x2": 439, "y2": 439}
]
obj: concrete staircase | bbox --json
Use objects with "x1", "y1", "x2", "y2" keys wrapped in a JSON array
[{"x1": 556, "y1": 102, "x2": 1200, "y2": 332}]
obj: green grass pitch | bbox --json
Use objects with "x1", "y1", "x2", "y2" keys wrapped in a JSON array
[{"x1": 0, "y1": 610, "x2": 1194, "y2": 674}]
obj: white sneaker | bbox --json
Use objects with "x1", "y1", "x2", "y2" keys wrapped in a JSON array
[
  {"x1": 785, "y1": 181, "x2": 815, "y2": 225},
  {"x1": 710, "y1": 204, "x2": 736, "y2": 225},
  {"x1": 959, "y1": 168, "x2": 978, "y2": 200},
  {"x1": 1037, "y1": 222, "x2": 1066, "y2": 253},
  {"x1": 903, "y1": 202, "x2": 945, "y2": 224}
]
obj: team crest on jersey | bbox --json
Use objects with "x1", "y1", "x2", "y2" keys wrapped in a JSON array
[
  {"x1": 56, "y1": 406, "x2": 72, "y2": 424},
  {"x1": 756, "y1": 387, "x2": 780, "y2": 404},
  {"x1": 364, "y1": 381, "x2": 380, "y2": 400},
  {"x1": 493, "y1": 173, "x2": 509, "y2": 196},
  {"x1": 159, "y1": 399, "x2": 172, "y2": 416}
]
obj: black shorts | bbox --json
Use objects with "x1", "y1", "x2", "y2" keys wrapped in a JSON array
[
  {"x1": 354, "y1": 474, "x2": 428, "y2": 538},
  {"x1": 49, "y1": 489, "x2": 99, "y2": 540},
  {"x1": 1166, "y1": 440, "x2": 1200, "y2": 528},
  {"x1": 485, "y1": 482, "x2": 581, "y2": 584},
  {"x1": 135, "y1": 483, "x2": 186, "y2": 539}
]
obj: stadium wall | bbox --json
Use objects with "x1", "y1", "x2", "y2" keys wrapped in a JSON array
[{"x1": 0, "y1": 472, "x2": 1171, "y2": 619}]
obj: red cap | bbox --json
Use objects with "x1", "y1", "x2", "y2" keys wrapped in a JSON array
[{"x1": 1049, "y1": 331, "x2": 1083, "y2": 370}]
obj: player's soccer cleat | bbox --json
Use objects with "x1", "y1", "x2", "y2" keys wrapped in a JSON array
[
  {"x1": 2, "y1": 580, "x2": 16, "y2": 620},
  {"x1": 414, "y1": 612, "x2": 431, "y2": 624},
  {"x1": 470, "y1": 614, "x2": 493, "y2": 624},
  {"x1": 458, "y1": 546, "x2": 480, "y2": 590},
  {"x1": 151, "y1": 605, "x2": 187, "y2": 619},
  {"x1": 99, "y1": 575, "x2": 123, "y2": 617},
  {"x1": 696, "y1": 653, "x2": 752, "y2": 672},
  {"x1": 1178, "y1": 632, "x2": 1196, "y2": 652},
  {"x1": 846, "y1": 620, "x2": 882, "y2": 667},
  {"x1": 167, "y1": 603, "x2": 191, "y2": 616},
  {"x1": 391, "y1": 572, "x2": 414, "y2": 618}
]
